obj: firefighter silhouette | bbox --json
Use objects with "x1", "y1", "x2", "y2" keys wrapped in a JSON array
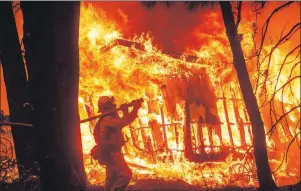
[{"x1": 91, "y1": 96, "x2": 142, "y2": 191}]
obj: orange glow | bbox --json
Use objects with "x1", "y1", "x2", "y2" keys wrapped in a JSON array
[
  {"x1": 1, "y1": 1, "x2": 299, "y2": 188},
  {"x1": 78, "y1": 2, "x2": 300, "y2": 188}
]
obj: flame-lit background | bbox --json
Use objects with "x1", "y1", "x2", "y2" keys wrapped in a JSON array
[
  {"x1": 1, "y1": 1, "x2": 300, "y2": 189},
  {"x1": 77, "y1": 1, "x2": 300, "y2": 188}
]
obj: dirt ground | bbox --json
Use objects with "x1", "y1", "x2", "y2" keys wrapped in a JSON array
[
  {"x1": 2, "y1": 179, "x2": 300, "y2": 191},
  {"x1": 88, "y1": 179, "x2": 301, "y2": 191},
  {"x1": 89, "y1": 179, "x2": 254, "y2": 191}
]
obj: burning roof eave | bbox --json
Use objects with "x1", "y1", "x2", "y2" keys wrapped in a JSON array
[{"x1": 99, "y1": 38, "x2": 209, "y2": 65}]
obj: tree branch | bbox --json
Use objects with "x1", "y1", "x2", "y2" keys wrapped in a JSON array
[
  {"x1": 266, "y1": 104, "x2": 301, "y2": 135},
  {"x1": 272, "y1": 132, "x2": 300, "y2": 174},
  {"x1": 258, "y1": 1, "x2": 294, "y2": 55},
  {"x1": 235, "y1": 1, "x2": 242, "y2": 29}
]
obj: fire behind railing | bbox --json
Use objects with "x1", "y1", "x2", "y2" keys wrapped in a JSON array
[
  {"x1": 78, "y1": 39, "x2": 299, "y2": 187},
  {"x1": 80, "y1": 85, "x2": 261, "y2": 187}
]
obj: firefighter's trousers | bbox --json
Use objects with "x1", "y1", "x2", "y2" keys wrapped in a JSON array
[{"x1": 102, "y1": 152, "x2": 132, "y2": 191}]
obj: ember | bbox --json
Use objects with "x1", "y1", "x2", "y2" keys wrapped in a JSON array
[{"x1": 78, "y1": 2, "x2": 300, "y2": 189}]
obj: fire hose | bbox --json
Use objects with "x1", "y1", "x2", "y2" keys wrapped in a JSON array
[
  {"x1": 0, "y1": 98, "x2": 144, "y2": 127},
  {"x1": 80, "y1": 98, "x2": 144, "y2": 123}
]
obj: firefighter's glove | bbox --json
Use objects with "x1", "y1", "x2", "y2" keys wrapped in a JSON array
[
  {"x1": 133, "y1": 99, "x2": 142, "y2": 108},
  {"x1": 133, "y1": 100, "x2": 142, "y2": 110},
  {"x1": 120, "y1": 103, "x2": 129, "y2": 113}
]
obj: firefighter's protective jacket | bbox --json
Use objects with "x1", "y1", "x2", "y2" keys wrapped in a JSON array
[{"x1": 95, "y1": 110, "x2": 138, "y2": 149}]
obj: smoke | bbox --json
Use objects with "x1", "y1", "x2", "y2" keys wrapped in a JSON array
[{"x1": 86, "y1": 2, "x2": 220, "y2": 54}]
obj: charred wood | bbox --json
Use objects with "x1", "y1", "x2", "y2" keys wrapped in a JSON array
[
  {"x1": 231, "y1": 86, "x2": 247, "y2": 146},
  {"x1": 197, "y1": 119, "x2": 205, "y2": 153},
  {"x1": 191, "y1": 123, "x2": 198, "y2": 153},
  {"x1": 243, "y1": 107, "x2": 253, "y2": 141},
  {"x1": 100, "y1": 38, "x2": 202, "y2": 64},
  {"x1": 83, "y1": 103, "x2": 96, "y2": 135},
  {"x1": 149, "y1": 119, "x2": 164, "y2": 150},
  {"x1": 159, "y1": 106, "x2": 169, "y2": 151},
  {"x1": 173, "y1": 123, "x2": 179, "y2": 150},
  {"x1": 184, "y1": 100, "x2": 193, "y2": 160},
  {"x1": 220, "y1": 83, "x2": 234, "y2": 146},
  {"x1": 84, "y1": 95, "x2": 96, "y2": 128},
  {"x1": 128, "y1": 124, "x2": 138, "y2": 148},
  {"x1": 138, "y1": 118, "x2": 148, "y2": 150},
  {"x1": 145, "y1": 136, "x2": 156, "y2": 163},
  {"x1": 206, "y1": 124, "x2": 214, "y2": 146}
]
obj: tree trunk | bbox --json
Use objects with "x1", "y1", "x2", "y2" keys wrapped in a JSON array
[
  {"x1": 0, "y1": 1, "x2": 37, "y2": 177},
  {"x1": 20, "y1": 2, "x2": 86, "y2": 191},
  {"x1": 219, "y1": 2, "x2": 277, "y2": 191}
]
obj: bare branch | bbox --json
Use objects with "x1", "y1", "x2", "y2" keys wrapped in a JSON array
[
  {"x1": 252, "y1": 2, "x2": 267, "y2": 12},
  {"x1": 272, "y1": 132, "x2": 300, "y2": 174},
  {"x1": 253, "y1": 2, "x2": 295, "y2": 94},
  {"x1": 0, "y1": 122, "x2": 33, "y2": 127},
  {"x1": 273, "y1": 44, "x2": 301, "y2": 96},
  {"x1": 284, "y1": 132, "x2": 299, "y2": 164},
  {"x1": 258, "y1": 1, "x2": 294, "y2": 55},
  {"x1": 140, "y1": 1, "x2": 157, "y2": 9},
  {"x1": 266, "y1": 104, "x2": 301, "y2": 135},
  {"x1": 235, "y1": 1, "x2": 242, "y2": 29},
  {"x1": 270, "y1": 76, "x2": 300, "y2": 105},
  {"x1": 260, "y1": 23, "x2": 300, "y2": 96},
  {"x1": 288, "y1": 61, "x2": 301, "y2": 99}
]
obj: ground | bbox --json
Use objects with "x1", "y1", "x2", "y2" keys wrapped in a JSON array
[
  {"x1": 87, "y1": 179, "x2": 301, "y2": 191},
  {"x1": 1, "y1": 179, "x2": 300, "y2": 191}
]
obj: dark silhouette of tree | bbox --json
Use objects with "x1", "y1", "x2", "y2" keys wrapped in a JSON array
[
  {"x1": 247, "y1": 1, "x2": 300, "y2": 181},
  {"x1": 142, "y1": 1, "x2": 278, "y2": 191},
  {"x1": 0, "y1": 1, "x2": 37, "y2": 178},
  {"x1": 20, "y1": 2, "x2": 86, "y2": 191},
  {"x1": 219, "y1": 2, "x2": 277, "y2": 190}
]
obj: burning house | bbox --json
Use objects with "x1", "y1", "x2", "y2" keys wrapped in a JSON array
[
  {"x1": 77, "y1": 2, "x2": 300, "y2": 188},
  {"x1": 0, "y1": 2, "x2": 299, "y2": 190}
]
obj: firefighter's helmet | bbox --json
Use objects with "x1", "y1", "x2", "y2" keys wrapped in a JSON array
[{"x1": 97, "y1": 96, "x2": 115, "y2": 113}]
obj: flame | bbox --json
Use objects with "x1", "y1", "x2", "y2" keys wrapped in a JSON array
[{"x1": 78, "y1": 3, "x2": 300, "y2": 188}]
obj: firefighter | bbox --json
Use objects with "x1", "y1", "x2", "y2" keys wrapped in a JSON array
[{"x1": 94, "y1": 96, "x2": 142, "y2": 191}]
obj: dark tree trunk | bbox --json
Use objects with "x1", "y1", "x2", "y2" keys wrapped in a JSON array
[
  {"x1": 0, "y1": 1, "x2": 37, "y2": 177},
  {"x1": 219, "y1": 2, "x2": 277, "y2": 191},
  {"x1": 20, "y1": 2, "x2": 86, "y2": 191}
]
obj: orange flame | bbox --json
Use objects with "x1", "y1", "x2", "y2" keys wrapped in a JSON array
[{"x1": 78, "y1": 3, "x2": 300, "y2": 188}]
